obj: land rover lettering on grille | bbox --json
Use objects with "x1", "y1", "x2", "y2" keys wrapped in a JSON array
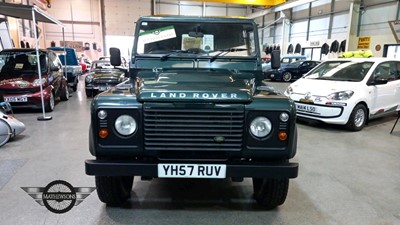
[
  {"x1": 85, "y1": 16, "x2": 298, "y2": 210},
  {"x1": 150, "y1": 92, "x2": 238, "y2": 99}
]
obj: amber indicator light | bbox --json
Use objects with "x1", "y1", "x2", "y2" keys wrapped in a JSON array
[
  {"x1": 278, "y1": 131, "x2": 287, "y2": 141},
  {"x1": 99, "y1": 128, "x2": 109, "y2": 139}
]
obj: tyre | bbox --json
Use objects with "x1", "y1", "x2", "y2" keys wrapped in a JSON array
[
  {"x1": 72, "y1": 77, "x2": 78, "y2": 92},
  {"x1": 0, "y1": 119, "x2": 11, "y2": 147},
  {"x1": 95, "y1": 176, "x2": 133, "y2": 206},
  {"x1": 45, "y1": 92, "x2": 55, "y2": 112},
  {"x1": 86, "y1": 91, "x2": 92, "y2": 98},
  {"x1": 86, "y1": 90, "x2": 94, "y2": 98},
  {"x1": 253, "y1": 178, "x2": 289, "y2": 210},
  {"x1": 282, "y1": 72, "x2": 292, "y2": 82},
  {"x1": 345, "y1": 104, "x2": 367, "y2": 131},
  {"x1": 60, "y1": 84, "x2": 69, "y2": 101}
]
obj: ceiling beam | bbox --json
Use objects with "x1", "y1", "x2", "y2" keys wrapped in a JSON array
[
  {"x1": 247, "y1": 0, "x2": 318, "y2": 18},
  {"x1": 190, "y1": 0, "x2": 286, "y2": 7}
]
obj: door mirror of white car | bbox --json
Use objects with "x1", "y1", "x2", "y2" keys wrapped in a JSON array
[{"x1": 370, "y1": 77, "x2": 388, "y2": 85}]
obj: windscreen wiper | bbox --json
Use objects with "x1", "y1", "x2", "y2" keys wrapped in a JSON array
[
  {"x1": 160, "y1": 49, "x2": 203, "y2": 61},
  {"x1": 209, "y1": 48, "x2": 248, "y2": 62}
]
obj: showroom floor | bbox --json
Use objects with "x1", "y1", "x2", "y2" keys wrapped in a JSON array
[{"x1": 0, "y1": 76, "x2": 399, "y2": 225}]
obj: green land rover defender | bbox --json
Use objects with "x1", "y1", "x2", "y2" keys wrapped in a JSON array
[{"x1": 85, "y1": 16, "x2": 298, "y2": 210}]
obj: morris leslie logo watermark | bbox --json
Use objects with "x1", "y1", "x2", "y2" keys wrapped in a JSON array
[{"x1": 21, "y1": 180, "x2": 95, "y2": 214}]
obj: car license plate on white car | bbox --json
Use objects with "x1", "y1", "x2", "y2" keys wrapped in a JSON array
[
  {"x1": 296, "y1": 103, "x2": 317, "y2": 113},
  {"x1": 158, "y1": 164, "x2": 226, "y2": 178},
  {"x1": 4, "y1": 96, "x2": 28, "y2": 102}
]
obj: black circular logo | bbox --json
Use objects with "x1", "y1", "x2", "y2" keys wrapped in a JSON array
[{"x1": 42, "y1": 180, "x2": 76, "y2": 214}]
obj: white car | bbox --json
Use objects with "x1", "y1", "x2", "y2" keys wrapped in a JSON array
[{"x1": 284, "y1": 58, "x2": 400, "y2": 131}]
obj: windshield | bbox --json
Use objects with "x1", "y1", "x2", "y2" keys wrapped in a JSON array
[
  {"x1": 136, "y1": 21, "x2": 257, "y2": 58},
  {"x1": 305, "y1": 61, "x2": 351, "y2": 78},
  {"x1": 281, "y1": 57, "x2": 305, "y2": 63},
  {"x1": 289, "y1": 60, "x2": 304, "y2": 66},
  {"x1": 0, "y1": 51, "x2": 47, "y2": 76},
  {"x1": 91, "y1": 61, "x2": 114, "y2": 70},
  {"x1": 307, "y1": 61, "x2": 373, "y2": 81}
]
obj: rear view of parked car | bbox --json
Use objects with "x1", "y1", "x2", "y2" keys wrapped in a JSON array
[{"x1": 0, "y1": 49, "x2": 70, "y2": 112}]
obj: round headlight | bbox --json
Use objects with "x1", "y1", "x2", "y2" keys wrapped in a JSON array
[
  {"x1": 85, "y1": 75, "x2": 93, "y2": 83},
  {"x1": 285, "y1": 86, "x2": 293, "y2": 95},
  {"x1": 115, "y1": 115, "x2": 137, "y2": 136},
  {"x1": 250, "y1": 117, "x2": 272, "y2": 138},
  {"x1": 98, "y1": 110, "x2": 107, "y2": 120},
  {"x1": 280, "y1": 112, "x2": 289, "y2": 122}
]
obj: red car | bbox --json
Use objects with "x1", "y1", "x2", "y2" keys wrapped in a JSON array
[{"x1": 0, "y1": 48, "x2": 69, "y2": 112}]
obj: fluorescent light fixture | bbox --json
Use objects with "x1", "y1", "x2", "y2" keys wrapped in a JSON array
[{"x1": 247, "y1": 0, "x2": 318, "y2": 18}]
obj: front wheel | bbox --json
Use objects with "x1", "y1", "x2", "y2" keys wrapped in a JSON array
[
  {"x1": 72, "y1": 77, "x2": 78, "y2": 92},
  {"x1": 253, "y1": 178, "x2": 289, "y2": 210},
  {"x1": 95, "y1": 176, "x2": 134, "y2": 206},
  {"x1": 282, "y1": 72, "x2": 292, "y2": 82},
  {"x1": 45, "y1": 92, "x2": 55, "y2": 112},
  {"x1": 85, "y1": 91, "x2": 92, "y2": 98},
  {"x1": 60, "y1": 84, "x2": 69, "y2": 101},
  {"x1": 345, "y1": 104, "x2": 367, "y2": 131}
]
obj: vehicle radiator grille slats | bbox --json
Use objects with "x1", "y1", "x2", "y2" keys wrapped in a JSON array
[
  {"x1": 143, "y1": 107, "x2": 244, "y2": 151},
  {"x1": 93, "y1": 79, "x2": 119, "y2": 84},
  {"x1": 0, "y1": 88, "x2": 39, "y2": 94}
]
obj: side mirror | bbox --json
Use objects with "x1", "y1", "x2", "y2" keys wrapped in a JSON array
[
  {"x1": 110, "y1": 47, "x2": 122, "y2": 66},
  {"x1": 271, "y1": 50, "x2": 281, "y2": 69},
  {"x1": 373, "y1": 78, "x2": 388, "y2": 85}
]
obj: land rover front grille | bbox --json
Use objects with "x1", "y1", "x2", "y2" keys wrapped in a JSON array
[{"x1": 143, "y1": 105, "x2": 244, "y2": 152}]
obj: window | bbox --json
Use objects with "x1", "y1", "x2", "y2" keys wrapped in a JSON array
[
  {"x1": 373, "y1": 62, "x2": 400, "y2": 82},
  {"x1": 136, "y1": 21, "x2": 256, "y2": 57}
]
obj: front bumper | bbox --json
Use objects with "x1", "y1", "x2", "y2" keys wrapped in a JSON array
[
  {"x1": 3, "y1": 86, "x2": 52, "y2": 109},
  {"x1": 85, "y1": 84, "x2": 114, "y2": 92},
  {"x1": 264, "y1": 70, "x2": 281, "y2": 80},
  {"x1": 294, "y1": 101, "x2": 355, "y2": 124},
  {"x1": 85, "y1": 159, "x2": 299, "y2": 178}
]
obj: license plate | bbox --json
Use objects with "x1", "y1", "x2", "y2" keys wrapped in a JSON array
[
  {"x1": 99, "y1": 86, "x2": 110, "y2": 91},
  {"x1": 296, "y1": 103, "x2": 316, "y2": 113},
  {"x1": 158, "y1": 164, "x2": 226, "y2": 178},
  {"x1": 4, "y1": 96, "x2": 28, "y2": 102}
]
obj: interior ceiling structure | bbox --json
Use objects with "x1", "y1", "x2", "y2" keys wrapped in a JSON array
[
  {"x1": 191, "y1": 0, "x2": 287, "y2": 7},
  {"x1": 0, "y1": 2, "x2": 62, "y2": 26}
]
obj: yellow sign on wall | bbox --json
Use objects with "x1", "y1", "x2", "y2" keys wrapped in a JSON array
[{"x1": 357, "y1": 36, "x2": 370, "y2": 49}]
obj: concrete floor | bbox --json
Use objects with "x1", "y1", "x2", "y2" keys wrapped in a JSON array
[{"x1": 0, "y1": 77, "x2": 399, "y2": 225}]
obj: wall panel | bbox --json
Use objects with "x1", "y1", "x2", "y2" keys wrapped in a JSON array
[
  {"x1": 331, "y1": 12, "x2": 348, "y2": 40},
  {"x1": 359, "y1": 2, "x2": 397, "y2": 36},
  {"x1": 309, "y1": 16, "x2": 329, "y2": 40},
  {"x1": 103, "y1": 0, "x2": 151, "y2": 36}
]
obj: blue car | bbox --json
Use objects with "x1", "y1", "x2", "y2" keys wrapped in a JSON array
[
  {"x1": 47, "y1": 47, "x2": 82, "y2": 91},
  {"x1": 262, "y1": 54, "x2": 306, "y2": 74},
  {"x1": 265, "y1": 60, "x2": 320, "y2": 82}
]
